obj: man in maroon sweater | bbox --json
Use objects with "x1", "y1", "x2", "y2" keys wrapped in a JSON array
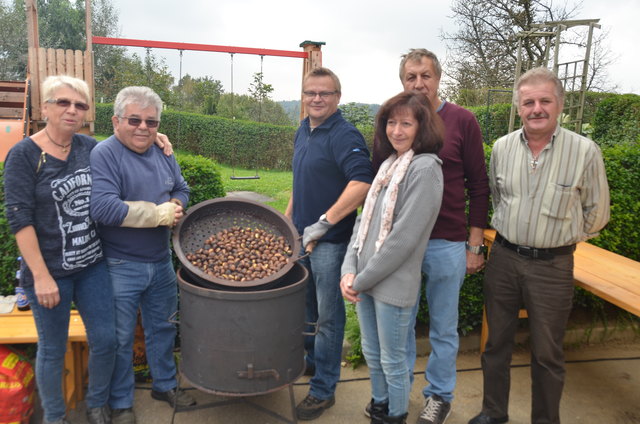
[{"x1": 370, "y1": 48, "x2": 490, "y2": 424}]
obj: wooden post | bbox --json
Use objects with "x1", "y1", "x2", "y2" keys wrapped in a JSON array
[
  {"x1": 26, "y1": 0, "x2": 40, "y2": 125},
  {"x1": 299, "y1": 41, "x2": 325, "y2": 122},
  {"x1": 85, "y1": 0, "x2": 95, "y2": 128}
]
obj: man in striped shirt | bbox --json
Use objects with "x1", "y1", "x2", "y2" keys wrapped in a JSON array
[{"x1": 468, "y1": 68, "x2": 610, "y2": 424}]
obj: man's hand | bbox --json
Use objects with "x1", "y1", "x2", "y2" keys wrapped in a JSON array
[
  {"x1": 302, "y1": 216, "x2": 333, "y2": 252},
  {"x1": 466, "y1": 250, "x2": 485, "y2": 274}
]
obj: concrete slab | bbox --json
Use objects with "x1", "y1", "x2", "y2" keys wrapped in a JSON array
[{"x1": 58, "y1": 339, "x2": 640, "y2": 424}]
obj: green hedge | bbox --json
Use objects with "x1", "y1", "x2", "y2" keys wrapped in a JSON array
[
  {"x1": 467, "y1": 103, "x2": 512, "y2": 144},
  {"x1": 0, "y1": 163, "x2": 20, "y2": 295},
  {"x1": 588, "y1": 142, "x2": 640, "y2": 261},
  {"x1": 592, "y1": 94, "x2": 640, "y2": 146},
  {"x1": 96, "y1": 104, "x2": 296, "y2": 170},
  {"x1": 0, "y1": 152, "x2": 224, "y2": 296}
]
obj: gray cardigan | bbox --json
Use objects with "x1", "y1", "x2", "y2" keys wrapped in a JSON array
[{"x1": 341, "y1": 153, "x2": 443, "y2": 307}]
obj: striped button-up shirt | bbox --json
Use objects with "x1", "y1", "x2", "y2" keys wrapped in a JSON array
[{"x1": 490, "y1": 125, "x2": 610, "y2": 248}]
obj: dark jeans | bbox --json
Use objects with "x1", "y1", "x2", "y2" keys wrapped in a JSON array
[
  {"x1": 481, "y1": 242, "x2": 574, "y2": 424},
  {"x1": 299, "y1": 241, "x2": 348, "y2": 400}
]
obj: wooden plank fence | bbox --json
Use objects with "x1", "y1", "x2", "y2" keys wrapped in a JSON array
[{"x1": 28, "y1": 47, "x2": 94, "y2": 122}]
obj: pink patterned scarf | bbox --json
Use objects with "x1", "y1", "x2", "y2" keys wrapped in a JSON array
[{"x1": 353, "y1": 149, "x2": 415, "y2": 255}]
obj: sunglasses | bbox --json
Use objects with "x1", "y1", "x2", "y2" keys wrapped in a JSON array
[
  {"x1": 119, "y1": 116, "x2": 160, "y2": 128},
  {"x1": 47, "y1": 98, "x2": 90, "y2": 111}
]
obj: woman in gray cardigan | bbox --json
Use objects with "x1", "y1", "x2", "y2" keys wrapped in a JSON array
[{"x1": 341, "y1": 91, "x2": 444, "y2": 424}]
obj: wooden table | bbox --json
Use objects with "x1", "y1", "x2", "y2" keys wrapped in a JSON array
[
  {"x1": 0, "y1": 307, "x2": 88, "y2": 410},
  {"x1": 480, "y1": 229, "x2": 640, "y2": 351}
]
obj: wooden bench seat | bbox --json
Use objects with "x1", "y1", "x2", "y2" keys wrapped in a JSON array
[
  {"x1": 480, "y1": 229, "x2": 640, "y2": 351},
  {"x1": 0, "y1": 307, "x2": 88, "y2": 410}
]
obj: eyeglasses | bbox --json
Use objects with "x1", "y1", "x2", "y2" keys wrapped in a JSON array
[
  {"x1": 303, "y1": 91, "x2": 338, "y2": 99},
  {"x1": 47, "y1": 98, "x2": 90, "y2": 111},
  {"x1": 119, "y1": 116, "x2": 160, "y2": 128}
]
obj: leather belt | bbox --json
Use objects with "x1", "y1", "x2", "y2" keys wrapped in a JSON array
[{"x1": 495, "y1": 233, "x2": 575, "y2": 260}]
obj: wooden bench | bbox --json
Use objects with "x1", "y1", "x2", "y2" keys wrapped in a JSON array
[
  {"x1": 480, "y1": 229, "x2": 640, "y2": 352},
  {"x1": 0, "y1": 306, "x2": 88, "y2": 410}
]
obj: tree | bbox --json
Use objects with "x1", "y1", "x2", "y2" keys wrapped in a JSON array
[
  {"x1": 341, "y1": 102, "x2": 374, "y2": 128},
  {"x1": 248, "y1": 72, "x2": 273, "y2": 103},
  {"x1": 441, "y1": 0, "x2": 614, "y2": 103},
  {"x1": 248, "y1": 72, "x2": 275, "y2": 122},
  {"x1": 217, "y1": 93, "x2": 292, "y2": 126},
  {"x1": 173, "y1": 74, "x2": 224, "y2": 115},
  {"x1": 0, "y1": 0, "x2": 27, "y2": 79}
]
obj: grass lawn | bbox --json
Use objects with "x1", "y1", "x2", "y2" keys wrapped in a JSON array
[{"x1": 216, "y1": 163, "x2": 292, "y2": 213}]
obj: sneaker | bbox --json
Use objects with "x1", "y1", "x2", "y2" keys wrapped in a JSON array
[
  {"x1": 86, "y1": 406, "x2": 110, "y2": 424},
  {"x1": 151, "y1": 387, "x2": 197, "y2": 408},
  {"x1": 111, "y1": 408, "x2": 136, "y2": 424},
  {"x1": 295, "y1": 394, "x2": 335, "y2": 420},
  {"x1": 417, "y1": 395, "x2": 451, "y2": 424}
]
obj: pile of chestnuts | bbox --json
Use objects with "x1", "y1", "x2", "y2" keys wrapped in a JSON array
[{"x1": 185, "y1": 226, "x2": 293, "y2": 282}]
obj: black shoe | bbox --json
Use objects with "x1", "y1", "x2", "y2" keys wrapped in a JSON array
[
  {"x1": 151, "y1": 388, "x2": 197, "y2": 408},
  {"x1": 369, "y1": 399, "x2": 389, "y2": 424},
  {"x1": 468, "y1": 412, "x2": 509, "y2": 424},
  {"x1": 417, "y1": 395, "x2": 451, "y2": 424},
  {"x1": 296, "y1": 394, "x2": 335, "y2": 420},
  {"x1": 365, "y1": 399, "x2": 372, "y2": 418},
  {"x1": 382, "y1": 412, "x2": 408, "y2": 424},
  {"x1": 111, "y1": 408, "x2": 136, "y2": 424},
  {"x1": 86, "y1": 406, "x2": 110, "y2": 424}
]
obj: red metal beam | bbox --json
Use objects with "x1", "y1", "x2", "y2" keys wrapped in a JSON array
[{"x1": 92, "y1": 36, "x2": 308, "y2": 59}]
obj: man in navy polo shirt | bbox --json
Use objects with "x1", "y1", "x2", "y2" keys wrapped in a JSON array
[{"x1": 286, "y1": 67, "x2": 373, "y2": 421}]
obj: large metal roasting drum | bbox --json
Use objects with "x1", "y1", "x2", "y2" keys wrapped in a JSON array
[
  {"x1": 172, "y1": 198, "x2": 301, "y2": 290},
  {"x1": 177, "y1": 264, "x2": 308, "y2": 395}
]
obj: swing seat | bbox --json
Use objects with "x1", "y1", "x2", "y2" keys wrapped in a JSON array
[{"x1": 230, "y1": 174, "x2": 260, "y2": 180}]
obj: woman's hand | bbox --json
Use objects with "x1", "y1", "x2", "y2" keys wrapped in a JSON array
[
  {"x1": 34, "y1": 274, "x2": 61, "y2": 309},
  {"x1": 155, "y1": 133, "x2": 173, "y2": 156},
  {"x1": 340, "y1": 273, "x2": 360, "y2": 303}
]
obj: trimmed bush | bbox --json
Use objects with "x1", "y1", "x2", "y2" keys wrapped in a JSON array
[
  {"x1": 468, "y1": 103, "x2": 512, "y2": 144},
  {"x1": 589, "y1": 142, "x2": 640, "y2": 261},
  {"x1": 0, "y1": 163, "x2": 20, "y2": 296},
  {"x1": 593, "y1": 94, "x2": 640, "y2": 146},
  {"x1": 176, "y1": 153, "x2": 225, "y2": 207}
]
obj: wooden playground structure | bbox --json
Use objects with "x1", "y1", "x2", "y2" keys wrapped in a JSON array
[{"x1": 0, "y1": 0, "x2": 323, "y2": 162}]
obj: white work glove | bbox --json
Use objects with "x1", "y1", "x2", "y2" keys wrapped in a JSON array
[
  {"x1": 302, "y1": 215, "x2": 334, "y2": 250},
  {"x1": 121, "y1": 201, "x2": 178, "y2": 228}
]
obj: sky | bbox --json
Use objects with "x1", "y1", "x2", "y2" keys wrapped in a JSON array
[{"x1": 107, "y1": 0, "x2": 639, "y2": 105}]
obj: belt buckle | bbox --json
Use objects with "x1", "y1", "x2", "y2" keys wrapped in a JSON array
[{"x1": 516, "y1": 245, "x2": 538, "y2": 259}]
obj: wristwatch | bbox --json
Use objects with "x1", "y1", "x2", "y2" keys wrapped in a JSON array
[
  {"x1": 319, "y1": 214, "x2": 331, "y2": 225},
  {"x1": 465, "y1": 242, "x2": 486, "y2": 255}
]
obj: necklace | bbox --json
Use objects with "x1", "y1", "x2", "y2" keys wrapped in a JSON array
[
  {"x1": 530, "y1": 155, "x2": 540, "y2": 170},
  {"x1": 44, "y1": 128, "x2": 72, "y2": 153}
]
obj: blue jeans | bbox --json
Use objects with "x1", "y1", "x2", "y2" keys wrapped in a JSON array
[
  {"x1": 407, "y1": 239, "x2": 466, "y2": 402},
  {"x1": 299, "y1": 241, "x2": 347, "y2": 400},
  {"x1": 358, "y1": 293, "x2": 414, "y2": 417},
  {"x1": 106, "y1": 256, "x2": 178, "y2": 409},
  {"x1": 25, "y1": 261, "x2": 116, "y2": 423}
]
